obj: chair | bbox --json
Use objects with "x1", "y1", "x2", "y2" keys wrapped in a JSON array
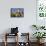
[{"x1": 4, "y1": 27, "x2": 19, "y2": 46}]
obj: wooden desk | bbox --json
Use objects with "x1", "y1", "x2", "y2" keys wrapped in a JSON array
[
  {"x1": 4, "y1": 33, "x2": 30, "y2": 46},
  {"x1": 4, "y1": 33, "x2": 18, "y2": 46}
]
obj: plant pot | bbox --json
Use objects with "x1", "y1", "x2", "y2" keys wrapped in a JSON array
[
  {"x1": 37, "y1": 39, "x2": 40, "y2": 43},
  {"x1": 37, "y1": 39, "x2": 44, "y2": 44}
]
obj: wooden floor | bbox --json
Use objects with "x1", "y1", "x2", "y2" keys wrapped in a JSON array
[{"x1": 0, "y1": 42, "x2": 46, "y2": 46}]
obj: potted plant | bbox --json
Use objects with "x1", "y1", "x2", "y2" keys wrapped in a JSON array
[{"x1": 33, "y1": 32, "x2": 46, "y2": 43}]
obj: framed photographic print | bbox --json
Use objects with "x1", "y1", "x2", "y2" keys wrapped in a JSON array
[
  {"x1": 36, "y1": 0, "x2": 46, "y2": 26},
  {"x1": 37, "y1": 0, "x2": 46, "y2": 18},
  {"x1": 11, "y1": 8, "x2": 24, "y2": 17}
]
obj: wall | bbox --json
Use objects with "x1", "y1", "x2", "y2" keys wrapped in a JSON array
[{"x1": 0, "y1": 0, "x2": 36, "y2": 42}]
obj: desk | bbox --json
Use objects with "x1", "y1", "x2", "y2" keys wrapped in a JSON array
[{"x1": 4, "y1": 33, "x2": 18, "y2": 46}]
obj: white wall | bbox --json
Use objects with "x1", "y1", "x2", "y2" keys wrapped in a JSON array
[{"x1": 0, "y1": 0, "x2": 36, "y2": 42}]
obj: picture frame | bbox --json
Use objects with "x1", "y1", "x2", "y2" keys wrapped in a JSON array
[{"x1": 11, "y1": 8, "x2": 24, "y2": 17}]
